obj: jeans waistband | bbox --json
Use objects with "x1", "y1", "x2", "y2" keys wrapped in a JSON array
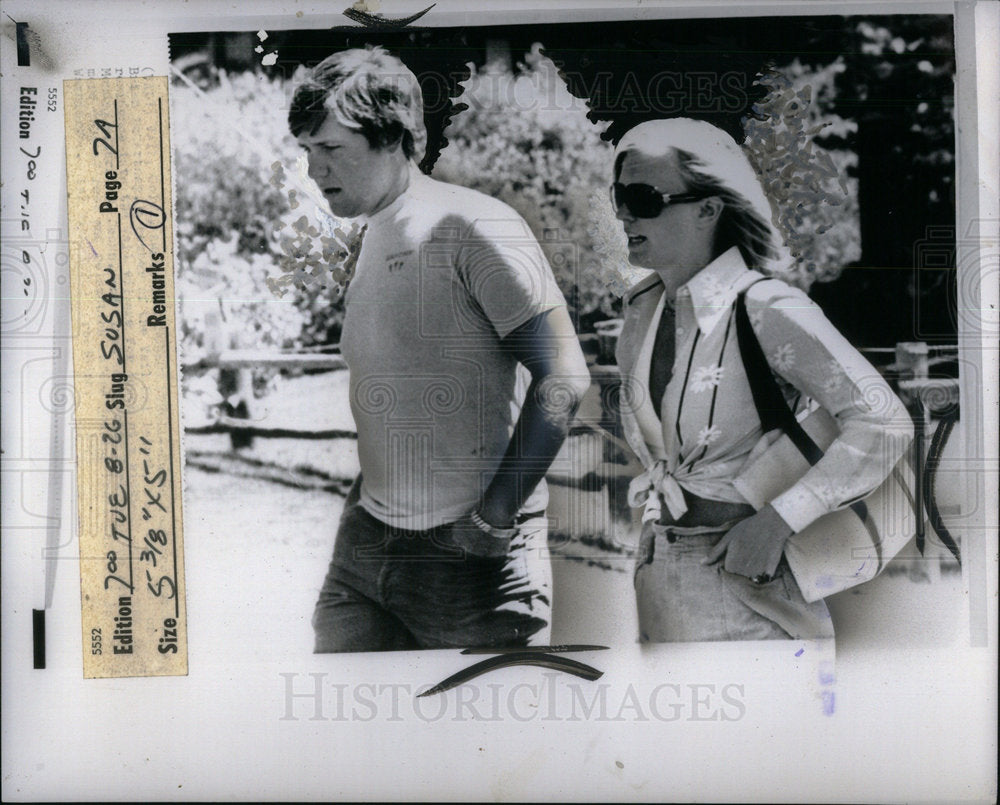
[
  {"x1": 650, "y1": 517, "x2": 747, "y2": 544},
  {"x1": 656, "y1": 489, "x2": 756, "y2": 530}
]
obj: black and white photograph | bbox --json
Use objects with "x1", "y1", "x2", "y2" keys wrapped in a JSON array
[
  {"x1": 1, "y1": 1, "x2": 996, "y2": 801},
  {"x1": 170, "y1": 12, "x2": 967, "y2": 655}
]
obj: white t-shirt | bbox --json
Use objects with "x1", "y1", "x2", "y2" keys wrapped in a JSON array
[{"x1": 339, "y1": 165, "x2": 567, "y2": 530}]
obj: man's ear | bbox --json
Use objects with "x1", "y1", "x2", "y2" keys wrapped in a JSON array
[
  {"x1": 696, "y1": 196, "x2": 724, "y2": 228},
  {"x1": 381, "y1": 123, "x2": 406, "y2": 154}
]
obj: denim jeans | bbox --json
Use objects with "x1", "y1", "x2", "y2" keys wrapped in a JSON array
[
  {"x1": 313, "y1": 479, "x2": 552, "y2": 652},
  {"x1": 634, "y1": 521, "x2": 835, "y2": 643}
]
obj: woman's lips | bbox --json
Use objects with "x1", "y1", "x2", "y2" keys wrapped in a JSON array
[{"x1": 627, "y1": 234, "x2": 647, "y2": 247}]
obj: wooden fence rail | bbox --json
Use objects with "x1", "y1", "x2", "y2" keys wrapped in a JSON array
[
  {"x1": 183, "y1": 349, "x2": 346, "y2": 372},
  {"x1": 182, "y1": 339, "x2": 962, "y2": 568}
]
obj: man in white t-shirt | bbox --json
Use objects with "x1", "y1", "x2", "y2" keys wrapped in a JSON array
[{"x1": 289, "y1": 47, "x2": 590, "y2": 652}]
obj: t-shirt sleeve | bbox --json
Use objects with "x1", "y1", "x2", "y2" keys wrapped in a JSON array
[{"x1": 455, "y1": 215, "x2": 567, "y2": 339}]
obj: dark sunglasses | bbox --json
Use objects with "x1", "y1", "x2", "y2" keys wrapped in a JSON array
[{"x1": 610, "y1": 182, "x2": 706, "y2": 218}]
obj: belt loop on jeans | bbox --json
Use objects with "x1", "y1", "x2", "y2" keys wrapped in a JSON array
[
  {"x1": 651, "y1": 518, "x2": 745, "y2": 545},
  {"x1": 650, "y1": 522, "x2": 680, "y2": 544}
]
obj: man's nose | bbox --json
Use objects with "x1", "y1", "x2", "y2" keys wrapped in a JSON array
[{"x1": 307, "y1": 154, "x2": 330, "y2": 183}]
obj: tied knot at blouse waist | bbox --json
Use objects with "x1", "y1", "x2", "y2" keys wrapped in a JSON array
[{"x1": 628, "y1": 460, "x2": 755, "y2": 528}]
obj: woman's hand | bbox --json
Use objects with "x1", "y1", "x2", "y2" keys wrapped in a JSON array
[{"x1": 702, "y1": 504, "x2": 793, "y2": 582}]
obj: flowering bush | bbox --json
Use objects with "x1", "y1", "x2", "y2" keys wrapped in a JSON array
[
  {"x1": 745, "y1": 63, "x2": 861, "y2": 289},
  {"x1": 172, "y1": 71, "x2": 295, "y2": 265},
  {"x1": 432, "y1": 47, "x2": 625, "y2": 326},
  {"x1": 172, "y1": 69, "x2": 364, "y2": 400},
  {"x1": 433, "y1": 47, "x2": 862, "y2": 309},
  {"x1": 171, "y1": 50, "x2": 866, "y2": 391},
  {"x1": 172, "y1": 71, "x2": 306, "y2": 371}
]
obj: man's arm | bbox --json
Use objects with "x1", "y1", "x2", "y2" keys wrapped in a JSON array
[
  {"x1": 450, "y1": 306, "x2": 591, "y2": 556},
  {"x1": 480, "y1": 305, "x2": 591, "y2": 525}
]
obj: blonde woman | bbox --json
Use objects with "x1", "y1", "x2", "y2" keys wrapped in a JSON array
[{"x1": 611, "y1": 118, "x2": 912, "y2": 642}]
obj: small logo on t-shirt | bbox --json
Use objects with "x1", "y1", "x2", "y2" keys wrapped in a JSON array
[{"x1": 385, "y1": 249, "x2": 413, "y2": 273}]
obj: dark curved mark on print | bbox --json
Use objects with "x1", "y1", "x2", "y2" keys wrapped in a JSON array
[
  {"x1": 341, "y1": 3, "x2": 436, "y2": 29},
  {"x1": 460, "y1": 644, "x2": 609, "y2": 655},
  {"x1": 922, "y1": 408, "x2": 961, "y2": 564},
  {"x1": 418, "y1": 652, "x2": 603, "y2": 697}
]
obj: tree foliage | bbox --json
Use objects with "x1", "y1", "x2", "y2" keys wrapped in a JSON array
[
  {"x1": 171, "y1": 13, "x2": 957, "y2": 391},
  {"x1": 432, "y1": 46, "x2": 626, "y2": 327},
  {"x1": 172, "y1": 70, "x2": 308, "y2": 373}
]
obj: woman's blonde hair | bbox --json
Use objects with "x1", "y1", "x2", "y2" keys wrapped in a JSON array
[{"x1": 614, "y1": 118, "x2": 790, "y2": 275}]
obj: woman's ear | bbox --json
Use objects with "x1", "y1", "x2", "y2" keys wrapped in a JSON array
[{"x1": 696, "y1": 196, "x2": 724, "y2": 228}]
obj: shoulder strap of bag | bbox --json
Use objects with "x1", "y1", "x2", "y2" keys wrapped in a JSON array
[
  {"x1": 734, "y1": 284, "x2": 823, "y2": 465},
  {"x1": 735, "y1": 284, "x2": 873, "y2": 527}
]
